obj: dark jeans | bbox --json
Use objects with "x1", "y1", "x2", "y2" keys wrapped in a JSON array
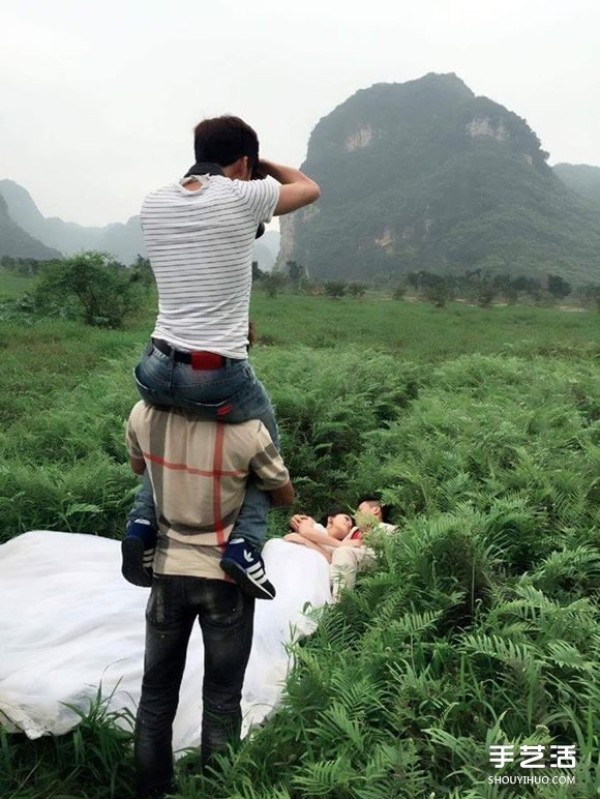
[
  {"x1": 134, "y1": 575, "x2": 255, "y2": 799},
  {"x1": 130, "y1": 341, "x2": 280, "y2": 548}
]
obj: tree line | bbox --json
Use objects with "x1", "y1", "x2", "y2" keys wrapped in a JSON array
[
  {"x1": 3, "y1": 253, "x2": 600, "y2": 329},
  {"x1": 253, "y1": 259, "x2": 600, "y2": 309}
]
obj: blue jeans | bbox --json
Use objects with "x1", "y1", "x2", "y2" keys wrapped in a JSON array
[
  {"x1": 134, "y1": 575, "x2": 254, "y2": 799},
  {"x1": 129, "y1": 341, "x2": 280, "y2": 548}
]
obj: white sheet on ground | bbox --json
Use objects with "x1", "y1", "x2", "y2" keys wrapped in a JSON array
[{"x1": 0, "y1": 531, "x2": 331, "y2": 751}]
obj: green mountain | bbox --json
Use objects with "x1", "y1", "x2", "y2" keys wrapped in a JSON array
[
  {"x1": 279, "y1": 73, "x2": 600, "y2": 284},
  {"x1": 0, "y1": 193, "x2": 61, "y2": 260},
  {"x1": 553, "y1": 163, "x2": 600, "y2": 206}
]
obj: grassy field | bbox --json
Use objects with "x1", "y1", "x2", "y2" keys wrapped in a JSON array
[
  {"x1": 2, "y1": 289, "x2": 600, "y2": 797},
  {"x1": 250, "y1": 292, "x2": 600, "y2": 360},
  {"x1": 0, "y1": 266, "x2": 38, "y2": 299}
]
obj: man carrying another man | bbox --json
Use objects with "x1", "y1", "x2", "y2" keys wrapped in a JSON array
[
  {"x1": 126, "y1": 400, "x2": 294, "y2": 799},
  {"x1": 122, "y1": 113, "x2": 321, "y2": 799},
  {"x1": 123, "y1": 115, "x2": 320, "y2": 599}
]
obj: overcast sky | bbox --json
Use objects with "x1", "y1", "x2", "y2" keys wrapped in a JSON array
[{"x1": 1, "y1": 0, "x2": 598, "y2": 227}]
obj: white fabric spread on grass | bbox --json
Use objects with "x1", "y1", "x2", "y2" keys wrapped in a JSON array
[{"x1": 0, "y1": 531, "x2": 331, "y2": 751}]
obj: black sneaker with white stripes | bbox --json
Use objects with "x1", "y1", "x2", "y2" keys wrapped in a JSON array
[{"x1": 220, "y1": 538, "x2": 276, "y2": 600}]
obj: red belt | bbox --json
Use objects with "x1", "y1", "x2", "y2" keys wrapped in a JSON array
[{"x1": 152, "y1": 338, "x2": 227, "y2": 370}]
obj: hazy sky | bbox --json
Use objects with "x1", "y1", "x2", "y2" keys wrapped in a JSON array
[{"x1": 1, "y1": 0, "x2": 598, "y2": 227}]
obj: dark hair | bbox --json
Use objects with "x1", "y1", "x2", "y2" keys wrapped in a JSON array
[
  {"x1": 193, "y1": 115, "x2": 259, "y2": 171},
  {"x1": 356, "y1": 494, "x2": 391, "y2": 523},
  {"x1": 320, "y1": 506, "x2": 355, "y2": 528}
]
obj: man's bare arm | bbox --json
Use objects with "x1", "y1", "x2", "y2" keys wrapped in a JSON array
[
  {"x1": 295, "y1": 519, "x2": 345, "y2": 548},
  {"x1": 296, "y1": 519, "x2": 363, "y2": 548},
  {"x1": 268, "y1": 480, "x2": 295, "y2": 507},
  {"x1": 259, "y1": 160, "x2": 320, "y2": 215}
]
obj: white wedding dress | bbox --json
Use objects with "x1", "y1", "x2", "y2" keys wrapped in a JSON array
[{"x1": 0, "y1": 531, "x2": 331, "y2": 752}]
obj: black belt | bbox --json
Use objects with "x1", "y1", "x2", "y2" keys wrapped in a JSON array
[{"x1": 151, "y1": 338, "x2": 228, "y2": 370}]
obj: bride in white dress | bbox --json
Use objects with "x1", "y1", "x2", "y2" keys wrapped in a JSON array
[{"x1": 0, "y1": 530, "x2": 331, "y2": 752}]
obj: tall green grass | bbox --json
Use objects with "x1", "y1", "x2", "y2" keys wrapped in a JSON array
[
  {"x1": 0, "y1": 692, "x2": 136, "y2": 799},
  {"x1": 0, "y1": 320, "x2": 142, "y2": 541},
  {"x1": 0, "y1": 267, "x2": 40, "y2": 299},
  {"x1": 3, "y1": 296, "x2": 600, "y2": 796}
]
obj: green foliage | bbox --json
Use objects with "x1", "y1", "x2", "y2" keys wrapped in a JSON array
[
  {"x1": 348, "y1": 282, "x2": 367, "y2": 299},
  {"x1": 3, "y1": 295, "x2": 600, "y2": 796},
  {"x1": 0, "y1": 318, "x2": 141, "y2": 539},
  {"x1": 286, "y1": 74, "x2": 600, "y2": 285},
  {"x1": 1, "y1": 255, "x2": 50, "y2": 277},
  {"x1": 323, "y1": 280, "x2": 347, "y2": 299},
  {"x1": 405, "y1": 269, "x2": 561, "y2": 307},
  {"x1": 0, "y1": 266, "x2": 41, "y2": 305},
  {"x1": 407, "y1": 270, "x2": 453, "y2": 307},
  {"x1": 128, "y1": 255, "x2": 154, "y2": 290},
  {"x1": 31, "y1": 251, "x2": 138, "y2": 327},
  {"x1": 258, "y1": 292, "x2": 600, "y2": 359},
  {"x1": 261, "y1": 271, "x2": 287, "y2": 298},
  {"x1": 554, "y1": 163, "x2": 600, "y2": 206},
  {"x1": 259, "y1": 347, "x2": 422, "y2": 510},
  {"x1": 252, "y1": 260, "x2": 265, "y2": 281},
  {"x1": 0, "y1": 689, "x2": 135, "y2": 799},
  {"x1": 547, "y1": 273, "x2": 572, "y2": 301},
  {"x1": 286, "y1": 260, "x2": 306, "y2": 290}
]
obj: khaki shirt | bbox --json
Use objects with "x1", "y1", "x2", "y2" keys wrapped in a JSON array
[{"x1": 126, "y1": 401, "x2": 289, "y2": 579}]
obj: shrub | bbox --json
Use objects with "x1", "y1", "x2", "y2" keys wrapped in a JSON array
[
  {"x1": 324, "y1": 280, "x2": 347, "y2": 299},
  {"x1": 31, "y1": 252, "x2": 138, "y2": 327},
  {"x1": 348, "y1": 282, "x2": 367, "y2": 299}
]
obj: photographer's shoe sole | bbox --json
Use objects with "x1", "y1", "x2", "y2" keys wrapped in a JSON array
[
  {"x1": 220, "y1": 558, "x2": 276, "y2": 600},
  {"x1": 121, "y1": 537, "x2": 153, "y2": 588}
]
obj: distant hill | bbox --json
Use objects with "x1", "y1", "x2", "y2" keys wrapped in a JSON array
[
  {"x1": 95, "y1": 217, "x2": 146, "y2": 265},
  {"x1": 254, "y1": 230, "x2": 280, "y2": 271},
  {"x1": 0, "y1": 193, "x2": 61, "y2": 260},
  {"x1": 0, "y1": 180, "x2": 143, "y2": 264},
  {"x1": 553, "y1": 163, "x2": 600, "y2": 206},
  {"x1": 0, "y1": 179, "x2": 280, "y2": 267},
  {"x1": 278, "y1": 73, "x2": 600, "y2": 284}
]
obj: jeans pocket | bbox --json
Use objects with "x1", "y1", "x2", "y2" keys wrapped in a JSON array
[
  {"x1": 174, "y1": 394, "x2": 241, "y2": 420},
  {"x1": 203, "y1": 582, "x2": 252, "y2": 627},
  {"x1": 180, "y1": 360, "x2": 251, "y2": 395},
  {"x1": 146, "y1": 577, "x2": 182, "y2": 628},
  {"x1": 134, "y1": 365, "x2": 171, "y2": 406}
]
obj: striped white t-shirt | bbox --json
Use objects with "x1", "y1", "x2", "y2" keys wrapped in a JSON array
[{"x1": 141, "y1": 174, "x2": 279, "y2": 358}]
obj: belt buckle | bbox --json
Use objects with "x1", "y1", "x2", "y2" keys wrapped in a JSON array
[{"x1": 191, "y1": 351, "x2": 222, "y2": 370}]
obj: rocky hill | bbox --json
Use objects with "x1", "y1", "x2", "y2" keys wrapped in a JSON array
[
  {"x1": 278, "y1": 73, "x2": 600, "y2": 284},
  {"x1": 0, "y1": 193, "x2": 61, "y2": 260},
  {"x1": 554, "y1": 163, "x2": 600, "y2": 206},
  {"x1": 253, "y1": 230, "x2": 280, "y2": 271},
  {"x1": 0, "y1": 180, "x2": 144, "y2": 264}
]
